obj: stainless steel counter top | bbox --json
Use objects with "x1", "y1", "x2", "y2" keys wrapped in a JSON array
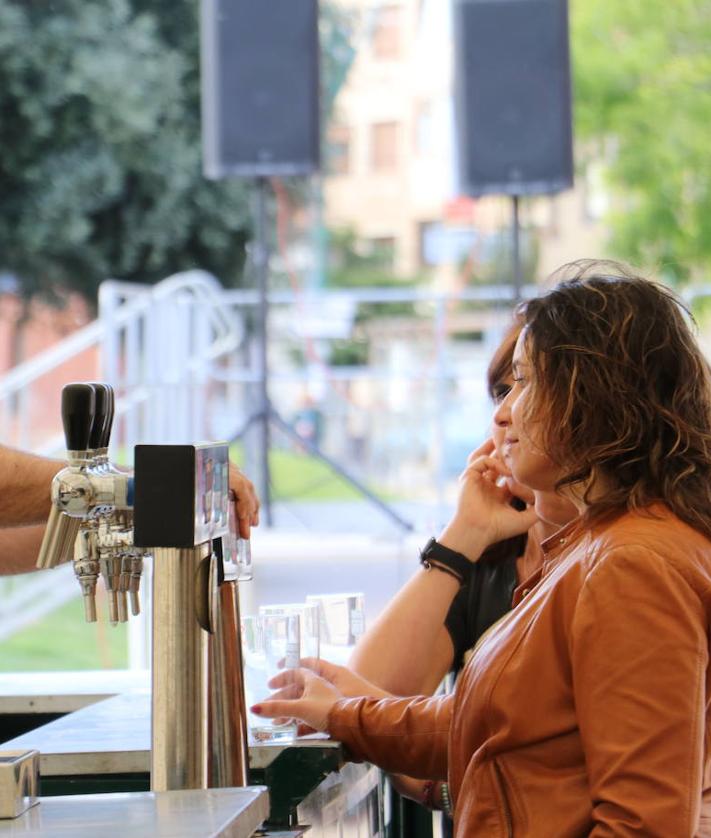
[
  {"x1": 0, "y1": 671, "x2": 150, "y2": 715},
  {"x1": 0, "y1": 689, "x2": 340, "y2": 775},
  {"x1": 0, "y1": 787, "x2": 268, "y2": 837}
]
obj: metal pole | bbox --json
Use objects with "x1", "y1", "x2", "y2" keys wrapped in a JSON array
[
  {"x1": 209, "y1": 581, "x2": 249, "y2": 787},
  {"x1": 512, "y1": 194, "x2": 522, "y2": 304},
  {"x1": 151, "y1": 544, "x2": 210, "y2": 791},
  {"x1": 253, "y1": 177, "x2": 273, "y2": 525}
]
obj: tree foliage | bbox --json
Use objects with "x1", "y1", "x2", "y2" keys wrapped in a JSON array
[
  {"x1": 572, "y1": 0, "x2": 711, "y2": 283},
  {"x1": 0, "y1": 0, "x2": 256, "y2": 301},
  {"x1": 0, "y1": 0, "x2": 354, "y2": 303}
]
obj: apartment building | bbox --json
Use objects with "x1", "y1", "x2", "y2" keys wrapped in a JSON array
[{"x1": 323, "y1": 0, "x2": 605, "y2": 288}]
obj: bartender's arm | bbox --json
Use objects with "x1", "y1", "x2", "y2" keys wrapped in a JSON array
[{"x1": 0, "y1": 447, "x2": 260, "y2": 575}]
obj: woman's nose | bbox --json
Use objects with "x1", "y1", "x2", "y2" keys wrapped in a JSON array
[{"x1": 493, "y1": 391, "x2": 512, "y2": 427}]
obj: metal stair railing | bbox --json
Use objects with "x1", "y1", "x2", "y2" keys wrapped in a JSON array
[
  {"x1": 0, "y1": 270, "x2": 243, "y2": 458},
  {"x1": 0, "y1": 270, "x2": 243, "y2": 652}
]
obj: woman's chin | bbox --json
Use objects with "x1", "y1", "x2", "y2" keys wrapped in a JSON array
[{"x1": 505, "y1": 477, "x2": 535, "y2": 505}]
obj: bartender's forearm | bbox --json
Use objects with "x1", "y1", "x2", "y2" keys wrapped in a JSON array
[
  {"x1": 0, "y1": 524, "x2": 46, "y2": 574},
  {"x1": 0, "y1": 446, "x2": 63, "y2": 526}
]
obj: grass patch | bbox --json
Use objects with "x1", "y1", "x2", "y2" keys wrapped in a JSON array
[
  {"x1": 0, "y1": 596, "x2": 128, "y2": 672},
  {"x1": 230, "y1": 443, "x2": 385, "y2": 501}
]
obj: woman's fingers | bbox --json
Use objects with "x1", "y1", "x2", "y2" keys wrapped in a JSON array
[
  {"x1": 251, "y1": 698, "x2": 304, "y2": 720},
  {"x1": 298, "y1": 657, "x2": 342, "y2": 682},
  {"x1": 266, "y1": 683, "x2": 304, "y2": 702},
  {"x1": 254, "y1": 666, "x2": 342, "y2": 733},
  {"x1": 267, "y1": 668, "x2": 305, "y2": 691},
  {"x1": 463, "y1": 455, "x2": 511, "y2": 480},
  {"x1": 466, "y1": 437, "x2": 496, "y2": 464}
]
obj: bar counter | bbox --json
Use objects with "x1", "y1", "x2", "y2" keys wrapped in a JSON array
[
  {"x1": 0, "y1": 681, "x2": 381, "y2": 833},
  {"x1": 0, "y1": 787, "x2": 268, "y2": 838},
  {"x1": 0, "y1": 688, "x2": 341, "y2": 777}
]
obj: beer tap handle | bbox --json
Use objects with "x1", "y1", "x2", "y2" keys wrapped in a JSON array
[
  {"x1": 103, "y1": 385, "x2": 115, "y2": 449},
  {"x1": 99, "y1": 551, "x2": 123, "y2": 625},
  {"x1": 87, "y1": 383, "x2": 110, "y2": 453},
  {"x1": 61, "y1": 383, "x2": 96, "y2": 457},
  {"x1": 117, "y1": 590, "x2": 129, "y2": 624},
  {"x1": 127, "y1": 552, "x2": 143, "y2": 617},
  {"x1": 73, "y1": 529, "x2": 99, "y2": 623},
  {"x1": 36, "y1": 505, "x2": 79, "y2": 570}
]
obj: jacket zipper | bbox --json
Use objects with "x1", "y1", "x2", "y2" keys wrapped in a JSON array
[{"x1": 492, "y1": 759, "x2": 514, "y2": 838}]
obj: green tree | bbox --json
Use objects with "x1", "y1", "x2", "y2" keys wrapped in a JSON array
[
  {"x1": 572, "y1": 0, "x2": 711, "y2": 283},
  {"x1": 0, "y1": 0, "x2": 253, "y2": 302},
  {"x1": 0, "y1": 0, "x2": 355, "y2": 305}
]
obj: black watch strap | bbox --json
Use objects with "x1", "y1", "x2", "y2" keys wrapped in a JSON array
[{"x1": 419, "y1": 537, "x2": 472, "y2": 585}]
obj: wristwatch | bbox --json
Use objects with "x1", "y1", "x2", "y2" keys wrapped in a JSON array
[{"x1": 419, "y1": 537, "x2": 472, "y2": 585}]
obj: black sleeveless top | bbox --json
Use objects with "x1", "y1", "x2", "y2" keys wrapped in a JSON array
[
  {"x1": 440, "y1": 533, "x2": 525, "y2": 834},
  {"x1": 444, "y1": 547, "x2": 519, "y2": 673}
]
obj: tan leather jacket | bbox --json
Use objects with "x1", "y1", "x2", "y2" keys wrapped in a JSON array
[{"x1": 330, "y1": 507, "x2": 711, "y2": 836}]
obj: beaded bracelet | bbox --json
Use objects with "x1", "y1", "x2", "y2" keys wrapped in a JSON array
[{"x1": 439, "y1": 781, "x2": 453, "y2": 817}]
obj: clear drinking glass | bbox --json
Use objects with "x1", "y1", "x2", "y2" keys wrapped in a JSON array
[
  {"x1": 259, "y1": 602, "x2": 320, "y2": 659},
  {"x1": 242, "y1": 613, "x2": 300, "y2": 742},
  {"x1": 224, "y1": 490, "x2": 253, "y2": 581},
  {"x1": 306, "y1": 592, "x2": 365, "y2": 661}
]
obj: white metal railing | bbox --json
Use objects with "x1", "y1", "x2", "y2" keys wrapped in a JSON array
[
  {"x1": 98, "y1": 270, "x2": 244, "y2": 460},
  {"x1": 0, "y1": 271, "x2": 244, "y2": 651},
  {"x1": 0, "y1": 270, "x2": 243, "y2": 458}
]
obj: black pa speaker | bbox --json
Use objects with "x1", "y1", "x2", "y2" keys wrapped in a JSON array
[
  {"x1": 200, "y1": 0, "x2": 320, "y2": 178},
  {"x1": 454, "y1": 0, "x2": 573, "y2": 196}
]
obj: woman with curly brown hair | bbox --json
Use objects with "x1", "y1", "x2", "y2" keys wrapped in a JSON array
[{"x1": 253, "y1": 260, "x2": 711, "y2": 836}]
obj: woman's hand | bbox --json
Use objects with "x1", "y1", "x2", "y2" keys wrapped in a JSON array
[
  {"x1": 251, "y1": 664, "x2": 344, "y2": 733},
  {"x1": 438, "y1": 438, "x2": 538, "y2": 560},
  {"x1": 228, "y1": 463, "x2": 260, "y2": 538},
  {"x1": 298, "y1": 657, "x2": 391, "y2": 700}
]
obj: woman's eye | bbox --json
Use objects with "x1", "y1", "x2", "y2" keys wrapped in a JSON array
[{"x1": 492, "y1": 384, "x2": 511, "y2": 403}]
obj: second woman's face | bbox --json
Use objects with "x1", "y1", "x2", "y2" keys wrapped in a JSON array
[
  {"x1": 490, "y1": 373, "x2": 536, "y2": 505},
  {"x1": 490, "y1": 376, "x2": 513, "y2": 456},
  {"x1": 494, "y1": 332, "x2": 560, "y2": 492}
]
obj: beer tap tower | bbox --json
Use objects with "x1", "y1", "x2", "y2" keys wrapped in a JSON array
[{"x1": 36, "y1": 382, "x2": 249, "y2": 793}]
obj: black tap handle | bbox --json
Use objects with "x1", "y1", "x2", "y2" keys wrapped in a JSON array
[
  {"x1": 103, "y1": 385, "x2": 115, "y2": 448},
  {"x1": 61, "y1": 383, "x2": 96, "y2": 452},
  {"x1": 88, "y1": 383, "x2": 109, "y2": 450}
]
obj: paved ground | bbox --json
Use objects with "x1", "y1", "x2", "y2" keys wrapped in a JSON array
[{"x1": 259, "y1": 498, "x2": 454, "y2": 538}]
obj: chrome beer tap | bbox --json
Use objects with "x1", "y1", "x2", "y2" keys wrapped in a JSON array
[
  {"x1": 36, "y1": 383, "x2": 138, "y2": 624},
  {"x1": 38, "y1": 385, "x2": 251, "y2": 795}
]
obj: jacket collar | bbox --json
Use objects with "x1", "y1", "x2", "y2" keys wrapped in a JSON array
[
  {"x1": 512, "y1": 517, "x2": 584, "y2": 608},
  {"x1": 540, "y1": 517, "x2": 584, "y2": 561}
]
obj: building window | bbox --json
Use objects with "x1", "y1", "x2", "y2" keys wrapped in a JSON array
[
  {"x1": 366, "y1": 236, "x2": 396, "y2": 270},
  {"x1": 372, "y1": 5, "x2": 402, "y2": 60},
  {"x1": 414, "y1": 100, "x2": 434, "y2": 156},
  {"x1": 370, "y1": 122, "x2": 399, "y2": 172},
  {"x1": 328, "y1": 124, "x2": 351, "y2": 176}
]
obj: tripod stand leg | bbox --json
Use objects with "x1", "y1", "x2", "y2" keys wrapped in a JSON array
[{"x1": 268, "y1": 407, "x2": 413, "y2": 533}]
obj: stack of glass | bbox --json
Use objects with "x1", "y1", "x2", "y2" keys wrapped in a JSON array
[{"x1": 242, "y1": 593, "x2": 365, "y2": 742}]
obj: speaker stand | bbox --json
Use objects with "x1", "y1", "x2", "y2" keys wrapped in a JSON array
[
  {"x1": 511, "y1": 194, "x2": 523, "y2": 304},
  {"x1": 234, "y1": 176, "x2": 413, "y2": 533}
]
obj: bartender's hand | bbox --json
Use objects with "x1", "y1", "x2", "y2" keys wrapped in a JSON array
[
  {"x1": 228, "y1": 462, "x2": 260, "y2": 538},
  {"x1": 251, "y1": 665, "x2": 343, "y2": 733}
]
